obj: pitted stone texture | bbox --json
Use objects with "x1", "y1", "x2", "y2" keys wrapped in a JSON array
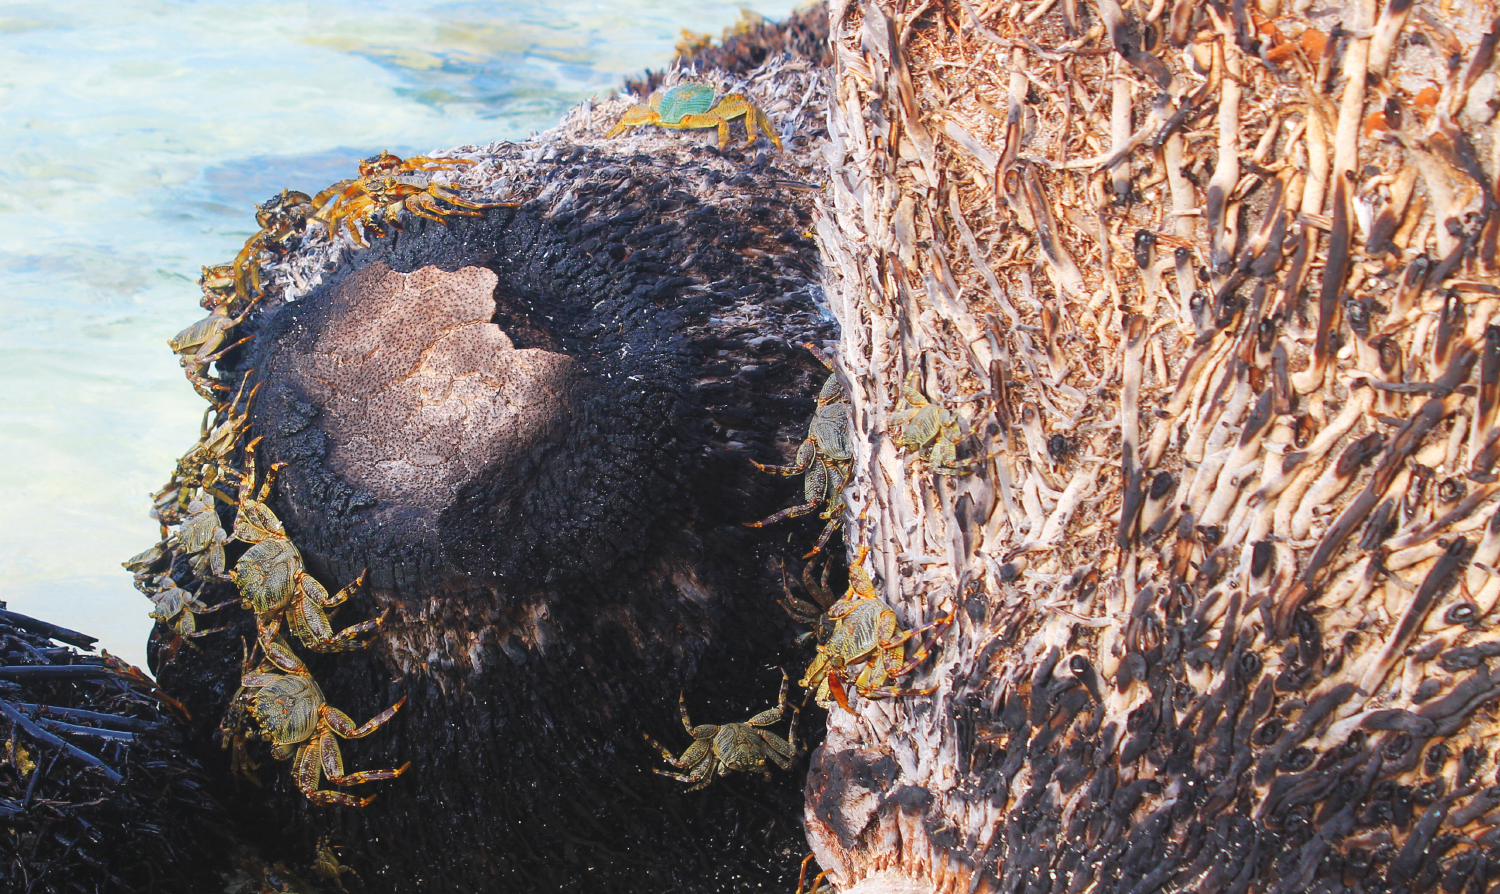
[{"x1": 292, "y1": 262, "x2": 577, "y2": 506}]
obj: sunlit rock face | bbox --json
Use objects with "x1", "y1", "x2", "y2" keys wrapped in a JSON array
[{"x1": 282, "y1": 263, "x2": 581, "y2": 511}]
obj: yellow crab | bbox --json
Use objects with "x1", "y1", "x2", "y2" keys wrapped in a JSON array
[
  {"x1": 889, "y1": 370, "x2": 981, "y2": 474},
  {"x1": 230, "y1": 438, "x2": 385, "y2": 654},
  {"x1": 645, "y1": 672, "x2": 799, "y2": 791},
  {"x1": 239, "y1": 658, "x2": 408, "y2": 807},
  {"x1": 312, "y1": 151, "x2": 515, "y2": 247},
  {"x1": 746, "y1": 348, "x2": 852, "y2": 557},
  {"x1": 799, "y1": 546, "x2": 953, "y2": 711},
  {"x1": 607, "y1": 82, "x2": 781, "y2": 150}
]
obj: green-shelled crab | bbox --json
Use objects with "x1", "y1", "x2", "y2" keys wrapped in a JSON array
[{"x1": 607, "y1": 82, "x2": 781, "y2": 150}]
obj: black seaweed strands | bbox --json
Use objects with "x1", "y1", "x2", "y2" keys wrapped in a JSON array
[
  {"x1": 0, "y1": 607, "x2": 228, "y2": 893},
  {"x1": 808, "y1": 0, "x2": 1500, "y2": 891}
]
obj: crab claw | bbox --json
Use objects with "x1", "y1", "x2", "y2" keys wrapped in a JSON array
[{"x1": 827, "y1": 673, "x2": 852, "y2": 712}]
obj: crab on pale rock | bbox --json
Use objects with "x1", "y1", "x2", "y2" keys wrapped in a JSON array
[{"x1": 747, "y1": 350, "x2": 854, "y2": 557}]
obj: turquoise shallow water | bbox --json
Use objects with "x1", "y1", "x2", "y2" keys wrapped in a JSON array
[{"x1": 0, "y1": 0, "x2": 799, "y2": 668}]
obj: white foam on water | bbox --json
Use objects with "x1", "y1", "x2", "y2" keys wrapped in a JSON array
[{"x1": 0, "y1": 0, "x2": 802, "y2": 669}]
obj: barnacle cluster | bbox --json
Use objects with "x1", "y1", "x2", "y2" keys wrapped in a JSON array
[{"x1": 129, "y1": 148, "x2": 507, "y2": 816}]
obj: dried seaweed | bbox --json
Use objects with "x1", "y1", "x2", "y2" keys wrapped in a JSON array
[{"x1": 0, "y1": 606, "x2": 226, "y2": 893}]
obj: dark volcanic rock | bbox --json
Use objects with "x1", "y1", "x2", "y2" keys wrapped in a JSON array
[{"x1": 153, "y1": 79, "x2": 837, "y2": 892}]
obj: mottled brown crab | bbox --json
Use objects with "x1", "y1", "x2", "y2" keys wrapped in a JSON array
[
  {"x1": 889, "y1": 369, "x2": 977, "y2": 474},
  {"x1": 799, "y1": 546, "x2": 953, "y2": 711},
  {"x1": 645, "y1": 672, "x2": 799, "y2": 791},
  {"x1": 220, "y1": 638, "x2": 306, "y2": 785},
  {"x1": 312, "y1": 835, "x2": 358, "y2": 892},
  {"x1": 179, "y1": 497, "x2": 231, "y2": 581},
  {"x1": 243, "y1": 663, "x2": 408, "y2": 807},
  {"x1": 197, "y1": 264, "x2": 239, "y2": 312},
  {"x1": 230, "y1": 438, "x2": 384, "y2": 654},
  {"x1": 746, "y1": 348, "x2": 854, "y2": 557},
  {"x1": 233, "y1": 189, "x2": 315, "y2": 301},
  {"x1": 146, "y1": 575, "x2": 234, "y2": 642}
]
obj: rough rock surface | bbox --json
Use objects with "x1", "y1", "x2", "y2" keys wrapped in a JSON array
[{"x1": 149, "y1": 44, "x2": 841, "y2": 894}]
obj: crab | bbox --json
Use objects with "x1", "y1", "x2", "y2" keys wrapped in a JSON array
[
  {"x1": 179, "y1": 497, "x2": 232, "y2": 581},
  {"x1": 645, "y1": 672, "x2": 798, "y2": 791},
  {"x1": 155, "y1": 379, "x2": 259, "y2": 526},
  {"x1": 746, "y1": 349, "x2": 853, "y2": 557},
  {"x1": 311, "y1": 151, "x2": 514, "y2": 247},
  {"x1": 232, "y1": 189, "x2": 315, "y2": 301},
  {"x1": 230, "y1": 438, "x2": 385, "y2": 654},
  {"x1": 780, "y1": 557, "x2": 839, "y2": 648},
  {"x1": 607, "y1": 82, "x2": 782, "y2": 150},
  {"x1": 198, "y1": 264, "x2": 240, "y2": 312},
  {"x1": 220, "y1": 638, "x2": 306, "y2": 785},
  {"x1": 799, "y1": 546, "x2": 953, "y2": 711},
  {"x1": 123, "y1": 541, "x2": 170, "y2": 577},
  {"x1": 169, "y1": 283, "x2": 260, "y2": 403},
  {"x1": 312, "y1": 835, "x2": 358, "y2": 892},
  {"x1": 889, "y1": 370, "x2": 984, "y2": 474},
  {"x1": 145, "y1": 575, "x2": 234, "y2": 642},
  {"x1": 242, "y1": 663, "x2": 408, "y2": 807}
]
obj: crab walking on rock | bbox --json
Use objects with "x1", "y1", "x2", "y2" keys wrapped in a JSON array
[
  {"x1": 746, "y1": 346, "x2": 853, "y2": 557},
  {"x1": 235, "y1": 647, "x2": 409, "y2": 807},
  {"x1": 312, "y1": 150, "x2": 516, "y2": 247},
  {"x1": 645, "y1": 672, "x2": 799, "y2": 791},
  {"x1": 607, "y1": 82, "x2": 782, "y2": 150}
]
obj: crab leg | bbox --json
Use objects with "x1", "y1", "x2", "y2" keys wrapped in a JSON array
[
  {"x1": 884, "y1": 605, "x2": 956, "y2": 679},
  {"x1": 320, "y1": 734, "x2": 409, "y2": 786},
  {"x1": 401, "y1": 155, "x2": 474, "y2": 171},
  {"x1": 804, "y1": 515, "x2": 843, "y2": 559},
  {"x1": 324, "y1": 698, "x2": 406, "y2": 739},
  {"x1": 288, "y1": 599, "x2": 388, "y2": 653},
  {"x1": 746, "y1": 672, "x2": 792, "y2": 726},
  {"x1": 428, "y1": 187, "x2": 517, "y2": 211},
  {"x1": 746, "y1": 500, "x2": 822, "y2": 528},
  {"x1": 232, "y1": 233, "x2": 265, "y2": 301},
  {"x1": 296, "y1": 742, "x2": 376, "y2": 807},
  {"x1": 755, "y1": 437, "x2": 819, "y2": 476}
]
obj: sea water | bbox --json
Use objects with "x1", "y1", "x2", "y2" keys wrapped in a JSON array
[{"x1": 0, "y1": 0, "x2": 800, "y2": 668}]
